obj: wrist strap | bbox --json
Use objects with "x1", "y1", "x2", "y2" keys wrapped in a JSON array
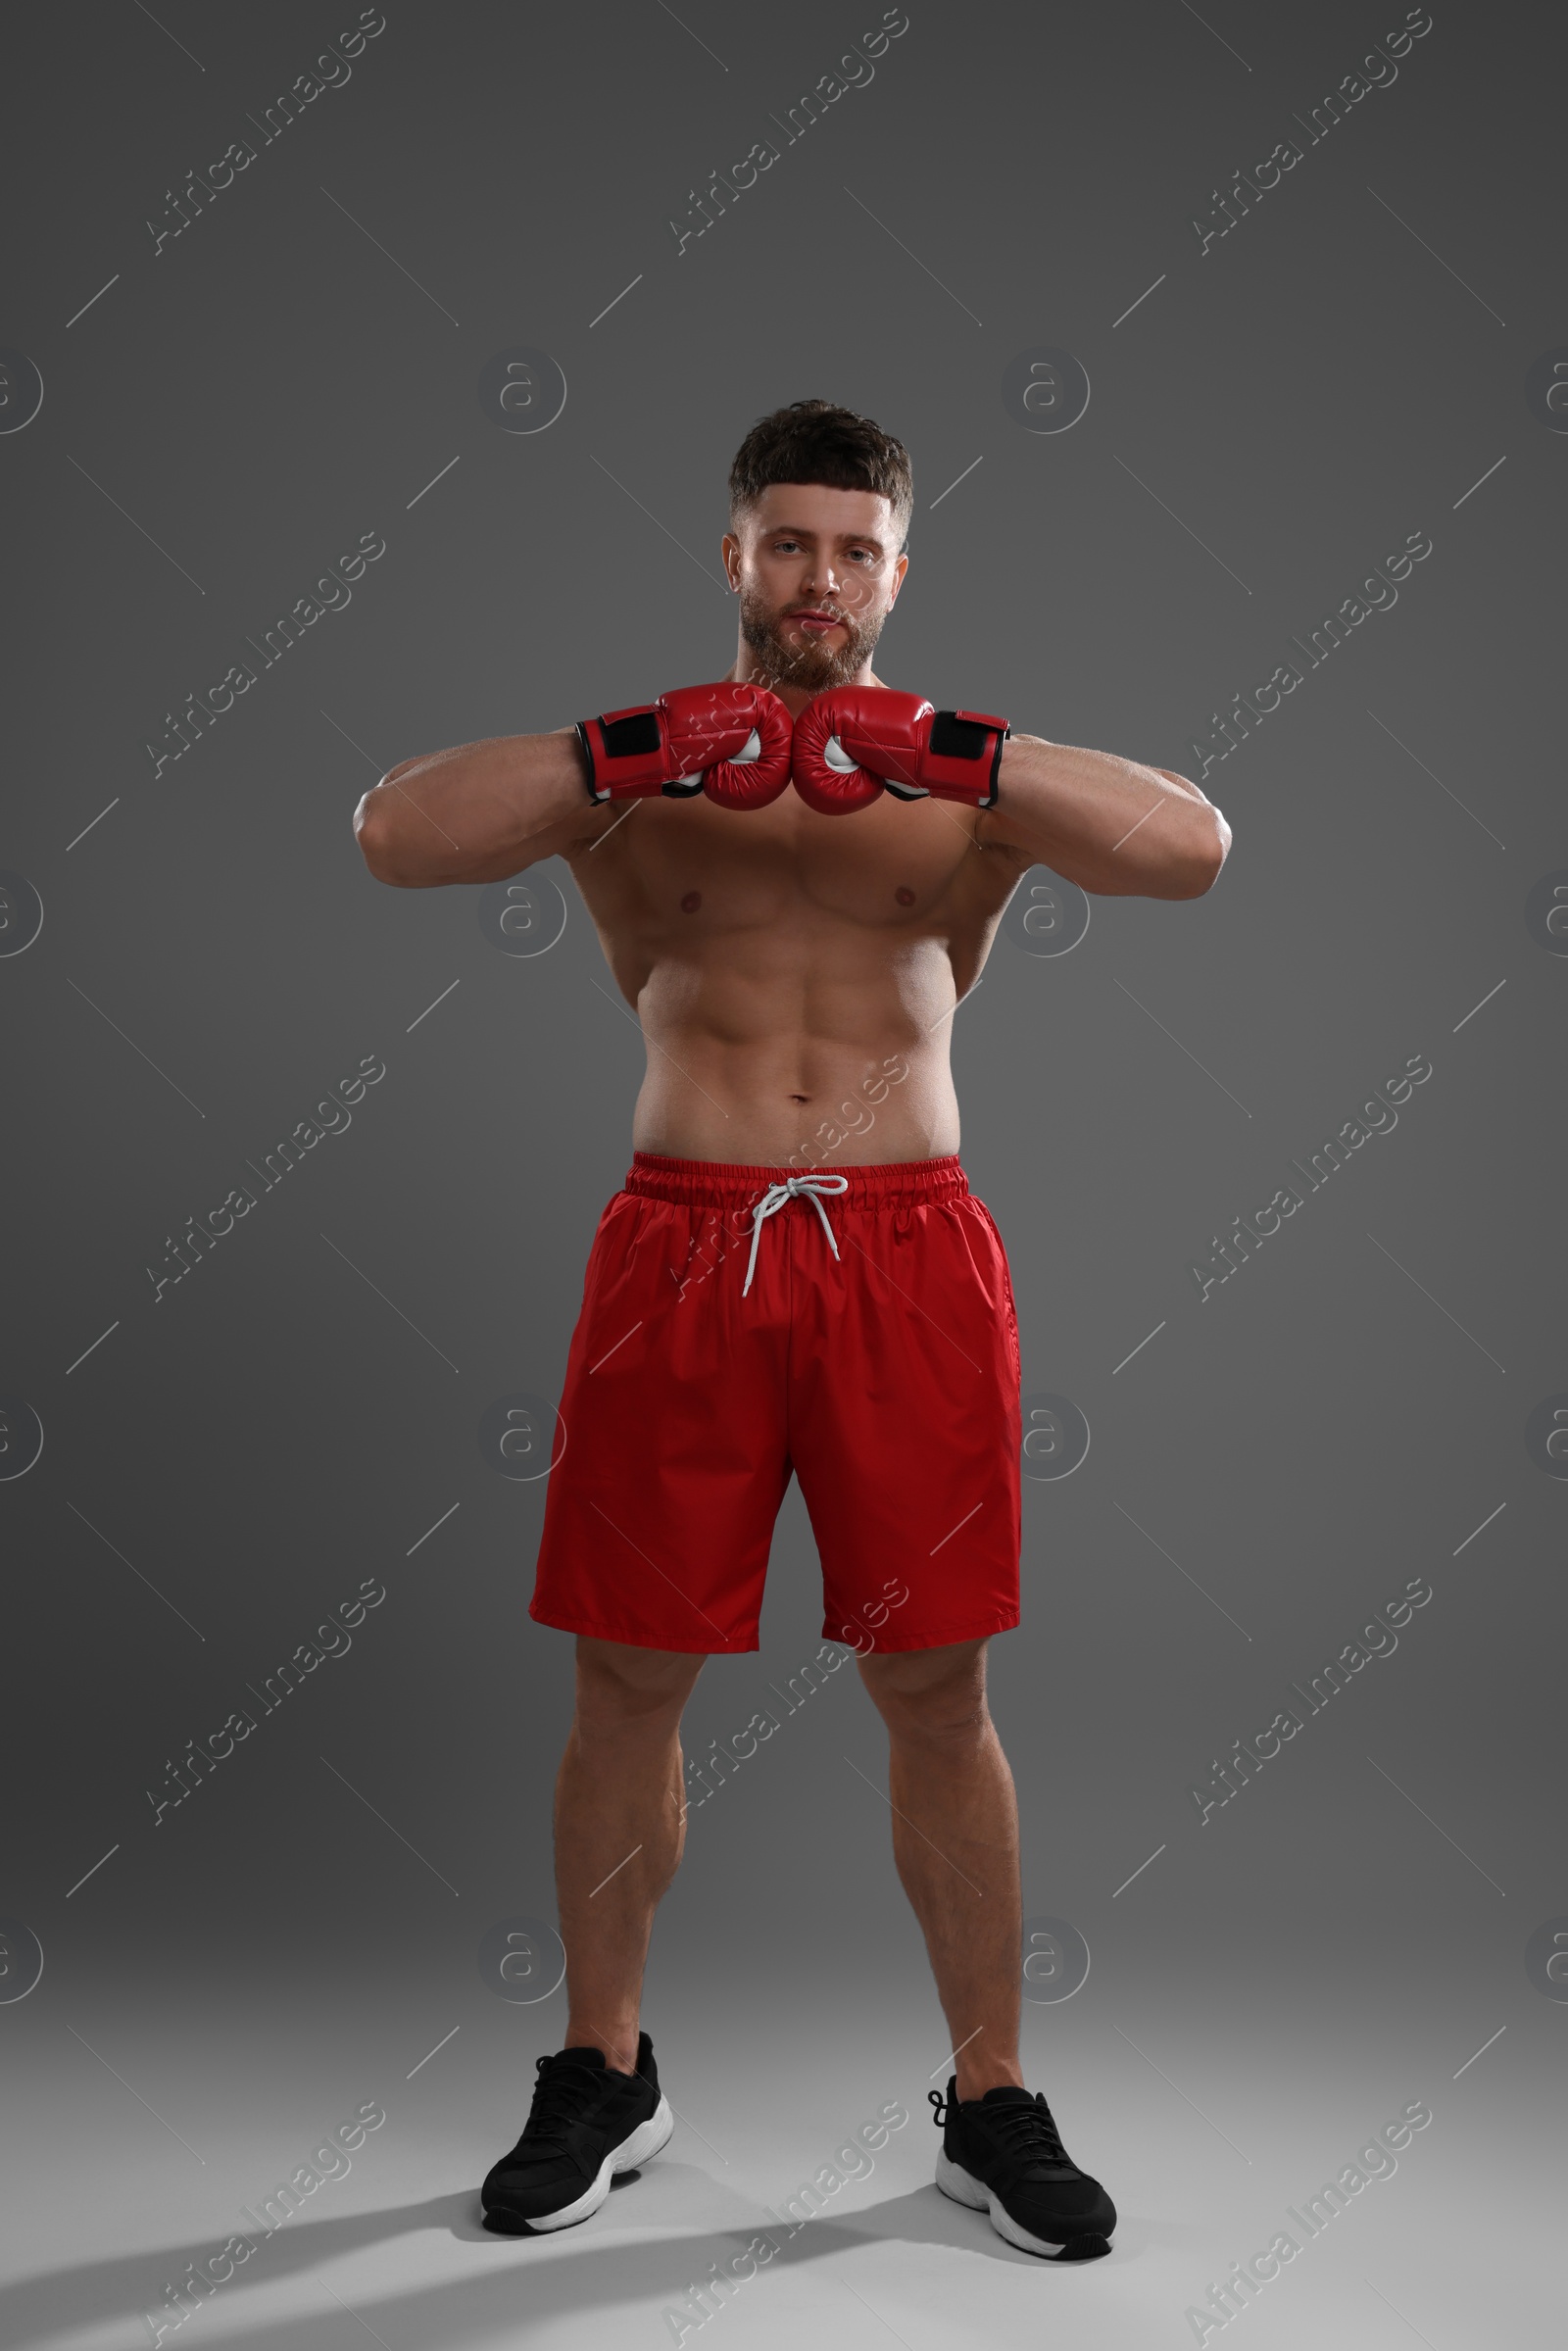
[
  {"x1": 925, "y1": 710, "x2": 1010, "y2": 808},
  {"x1": 577, "y1": 706, "x2": 665, "y2": 804}
]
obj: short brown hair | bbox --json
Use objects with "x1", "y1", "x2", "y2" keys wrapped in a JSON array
[{"x1": 728, "y1": 399, "x2": 913, "y2": 550}]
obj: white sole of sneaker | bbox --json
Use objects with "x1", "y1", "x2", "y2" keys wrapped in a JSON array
[
  {"x1": 935, "y1": 2149, "x2": 1110, "y2": 2261},
  {"x1": 522, "y1": 2097, "x2": 675, "y2": 2233}
]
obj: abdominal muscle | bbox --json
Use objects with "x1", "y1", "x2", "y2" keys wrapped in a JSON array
[
  {"x1": 568, "y1": 781, "x2": 1017, "y2": 1168},
  {"x1": 628, "y1": 942, "x2": 964, "y2": 1167}
]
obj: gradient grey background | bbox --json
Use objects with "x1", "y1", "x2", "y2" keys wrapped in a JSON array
[{"x1": 2, "y1": 1, "x2": 1562, "y2": 2344}]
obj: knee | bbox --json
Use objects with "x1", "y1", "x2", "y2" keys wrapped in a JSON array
[
  {"x1": 859, "y1": 1641, "x2": 990, "y2": 1747},
  {"x1": 572, "y1": 1639, "x2": 700, "y2": 1740},
  {"x1": 886, "y1": 1688, "x2": 990, "y2": 1749}
]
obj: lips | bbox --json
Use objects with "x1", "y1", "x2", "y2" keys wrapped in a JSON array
[{"x1": 791, "y1": 609, "x2": 846, "y2": 632}]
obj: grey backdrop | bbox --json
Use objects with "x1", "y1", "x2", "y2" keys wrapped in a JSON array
[{"x1": 3, "y1": 2, "x2": 1562, "y2": 2346}]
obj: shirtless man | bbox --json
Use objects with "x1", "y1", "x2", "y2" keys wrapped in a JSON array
[{"x1": 354, "y1": 399, "x2": 1230, "y2": 2264}]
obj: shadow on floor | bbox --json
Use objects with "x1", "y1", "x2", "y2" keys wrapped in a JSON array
[{"x1": 4, "y1": 2159, "x2": 1188, "y2": 2346}]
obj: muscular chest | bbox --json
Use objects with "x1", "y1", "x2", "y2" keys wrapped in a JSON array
[{"x1": 572, "y1": 791, "x2": 1004, "y2": 938}]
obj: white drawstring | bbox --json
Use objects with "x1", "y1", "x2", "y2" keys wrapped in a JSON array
[{"x1": 741, "y1": 1174, "x2": 850, "y2": 1296}]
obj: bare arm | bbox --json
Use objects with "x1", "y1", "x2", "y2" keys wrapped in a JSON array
[
  {"x1": 353, "y1": 727, "x2": 611, "y2": 887},
  {"x1": 975, "y1": 734, "x2": 1231, "y2": 899}
]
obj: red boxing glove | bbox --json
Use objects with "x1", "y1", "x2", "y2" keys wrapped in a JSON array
[
  {"x1": 791, "y1": 687, "x2": 1009, "y2": 814},
  {"x1": 577, "y1": 683, "x2": 793, "y2": 809}
]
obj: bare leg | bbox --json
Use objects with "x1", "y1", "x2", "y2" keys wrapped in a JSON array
[
  {"x1": 858, "y1": 1638, "x2": 1023, "y2": 2103},
  {"x1": 555, "y1": 1636, "x2": 707, "y2": 2074}
]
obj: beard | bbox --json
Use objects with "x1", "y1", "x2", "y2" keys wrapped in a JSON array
[{"x1": 738, "y1": 584, "x2": 891, "y2": 694}]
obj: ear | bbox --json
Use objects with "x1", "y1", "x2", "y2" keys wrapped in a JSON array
[{"x1": 721, "y1": 531, "x2": 741, "y2": 591}]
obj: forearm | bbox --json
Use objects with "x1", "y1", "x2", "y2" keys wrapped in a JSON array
[
  {"x1": 983, "y1": 733, "x2": 1230, "y2": 899},
  {"x1": 353, "y1": 726, "x2": 594, "y2": 887}
]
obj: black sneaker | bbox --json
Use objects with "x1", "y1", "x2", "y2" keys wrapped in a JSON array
[
  {"x1": 481, "y1": 2033, "x2": 672, "y2": 2233},
  {"x1": 929, "y1": 2079, "x2": 1115, "y2": 2260}
]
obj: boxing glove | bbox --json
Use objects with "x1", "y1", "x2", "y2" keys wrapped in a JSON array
[
  {"x1": 791, "y1": 687, "x2": 1009, "y2": 814},
  {"x1": 577, "y1": 683, "x2": 793, "y2": 808}
]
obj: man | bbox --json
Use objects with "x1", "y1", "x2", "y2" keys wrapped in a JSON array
[{"x1": 355, "y1": 399, "x2": 1230, "y2": 2264}]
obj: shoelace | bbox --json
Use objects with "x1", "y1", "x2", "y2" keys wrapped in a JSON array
[
  {"x1": 519, "y1": 2051, "x2": 613, "y2": 2145},
  {"x1": 928, "y1": 2086, "x2": 1068, "y2": 2164}
]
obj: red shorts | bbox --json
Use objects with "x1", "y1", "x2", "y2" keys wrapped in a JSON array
[{"x1": 528, "y1": 1152, "x2": 1022, "y2": 1654}]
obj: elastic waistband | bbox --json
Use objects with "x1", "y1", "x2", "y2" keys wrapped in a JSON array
[{"x1": 624, "y1": 1151, "x2": 969, "y2": 1210}]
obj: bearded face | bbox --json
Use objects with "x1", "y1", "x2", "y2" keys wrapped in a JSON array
[
  {"x1": 737, "y1": 580, "x2": 892, "y2": 694},
  {"x1": 727, "y1": 484, "x2": 906, "y2": 697}
]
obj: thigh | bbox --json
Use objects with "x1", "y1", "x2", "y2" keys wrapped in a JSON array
[
  {"x1": 530, "y1": 1192, "x2": 792, "y2": 1654},
  {"x1": 790, "y1": 1193, "x2": 1022, "y2": 1654}
]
